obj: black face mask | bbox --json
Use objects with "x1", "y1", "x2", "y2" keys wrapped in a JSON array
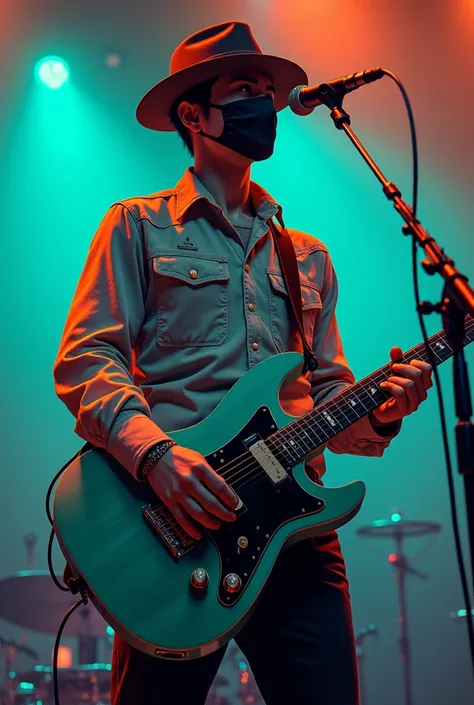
[{"x1": 200, "y1": 95, "x2": 277, "y2": 162}]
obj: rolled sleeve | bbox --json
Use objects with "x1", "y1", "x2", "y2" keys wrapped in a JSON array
[
  {"x1": 328, "y1": 413, "x2": 401, "y2": 457},
  {"x1": 52, "y1": 204, "x2": 171, "y2": 478},
  {"x1": 309, "y1": 252, "x2": 401, "y2": 458}
]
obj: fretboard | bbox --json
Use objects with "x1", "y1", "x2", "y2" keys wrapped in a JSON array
[{"x1": 273, "y1": 316, "x2": 474, "y2": 466}]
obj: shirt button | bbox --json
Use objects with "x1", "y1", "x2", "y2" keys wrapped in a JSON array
[
  {"x1": 244, "y1": 264, "x2": 250, "y2": 272},
  {"x1": 248, "y1": 303, "x2": 255, "y2": 312},
  {"x1": 189, "y1": 269, "x2": 198, "y2": 279},
  {"x1": 252, "y1": 342, "x2": 259, "y2": 351}
]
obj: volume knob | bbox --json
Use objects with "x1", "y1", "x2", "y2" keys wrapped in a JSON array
[
  {"x1": 223, "y1": 573, "x2": 242, "y2": 593},
  {"x1": 190, "y1": 568, "x2": 209, "y2": 589}
]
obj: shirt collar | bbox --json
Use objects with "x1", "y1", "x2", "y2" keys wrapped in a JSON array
[{"x1": 175, "y1": 167, "x2": 283, "y2": 225}]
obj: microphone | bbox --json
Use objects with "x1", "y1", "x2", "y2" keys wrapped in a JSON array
[{"x1": 288, "y1": 67, "x2": 385, "y2": 115}]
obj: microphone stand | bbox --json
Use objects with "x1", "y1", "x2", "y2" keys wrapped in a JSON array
[{"x1": 315, "y1": 86, "x2": 474, "y2": 598}]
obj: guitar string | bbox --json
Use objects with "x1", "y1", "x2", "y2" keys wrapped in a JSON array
[
  {"x1": 212, "y1": 326, "x2": 473, "y2": 491},
  {"x1": 225, "y1": 341, "x2": 454, "y2": 492},
  {"x1": 213, "y1": 325, "x2": 473, "y2": 489},
  {"x1": 222, "y1": 326, "x2": 465, "y2": 480},
  {"x1": 227, "y1": 329, "x2": 474, "y2": 500},
  {"x1": 159, "y1": 324, "x2": 473, "y2": 538}
]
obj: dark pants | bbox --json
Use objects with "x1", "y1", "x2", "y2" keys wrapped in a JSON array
[{"x1": 111, "y1": 532, "x2": 359, "y2": 705}]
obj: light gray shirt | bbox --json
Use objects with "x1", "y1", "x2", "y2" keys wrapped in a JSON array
[{"x1": 53, "y1": 168, "x2": 399, "y2": 480}]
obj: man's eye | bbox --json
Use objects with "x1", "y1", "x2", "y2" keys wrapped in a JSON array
[{"x1": 238, "y1": 84, "x2": 252, "y2": 93}]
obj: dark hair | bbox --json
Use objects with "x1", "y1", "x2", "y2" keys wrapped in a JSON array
[{"x1": 169, "y1": 77, "x2": 218, "y2": 156}]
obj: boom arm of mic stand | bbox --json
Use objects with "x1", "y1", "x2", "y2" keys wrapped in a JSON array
[
  {"x1": 315, "y1": 84, "x2": 474, "y2": 602},
  {"x1": 319, "y1": 86, "x2": 474, "y2": 317}
]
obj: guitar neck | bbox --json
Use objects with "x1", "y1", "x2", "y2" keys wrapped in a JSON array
[{"x1": 273, "y1": 316, "x2": 474, "y2": 466}]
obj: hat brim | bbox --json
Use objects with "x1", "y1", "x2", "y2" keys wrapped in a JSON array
[{"x1": 136, "y1": 52, "x2": 308, "y2": 131}]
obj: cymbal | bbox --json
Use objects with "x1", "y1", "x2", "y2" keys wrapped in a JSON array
[
  {"x1": 0, "y1": 571, "x2": 107, "y2": 636},
  {"x1": 449, "y1": 609, "x2": 474, "y2": 620},
  {"x1": 357, "y1": 518, "x2": 441, "y2": 539},
  {"x1": 0, "y1": 637, "x2": 38, "y2": 659}
]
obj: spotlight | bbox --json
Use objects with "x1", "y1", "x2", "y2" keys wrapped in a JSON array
[{"x1": 35, "y1": 56, "x2": 70, "y2": 89}]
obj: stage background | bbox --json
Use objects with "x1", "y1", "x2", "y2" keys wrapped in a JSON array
[{"x1": 1, "y1": 1, "x2": 473, "y2": 702}]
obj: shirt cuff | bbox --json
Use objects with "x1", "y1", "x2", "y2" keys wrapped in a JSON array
[
  {"x1": 369, "y1": 411, "x2": 402, "y2": 438},
  {"x1": 353, "y1": 413, "x2": 402, "y2": 443},
  {"x1": 106, "y1": 411, "x2": 173, "y2": 480}
]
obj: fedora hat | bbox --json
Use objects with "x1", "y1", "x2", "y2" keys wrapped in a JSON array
[{"x1": 136, "y1": 21, "x2": 308, "y2": 131}]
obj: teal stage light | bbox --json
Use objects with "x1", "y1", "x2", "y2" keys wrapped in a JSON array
[{"x1": 35, "y1": 56, "x2": 70, "y2": 89}]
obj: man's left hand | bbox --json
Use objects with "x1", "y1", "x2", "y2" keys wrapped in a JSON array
[{"x1": 373, "y1": 346, "x2": 433, "y2": 424}]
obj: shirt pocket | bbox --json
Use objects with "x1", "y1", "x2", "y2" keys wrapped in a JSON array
[
  {"x1": 153, "y1": 253, "x2": 230, "y2": 347},
  {"x1": 266, "y1": 268, "x2": 322, "y2": 352}
]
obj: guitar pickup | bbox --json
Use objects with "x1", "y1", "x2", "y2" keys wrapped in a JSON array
[{"x1": 248, "y1": 440, "x2": 288, "y2": 485}]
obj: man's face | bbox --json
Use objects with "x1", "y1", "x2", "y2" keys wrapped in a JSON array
[{"x1": 181, "y1": 70, "x2": 276, "y2": 166}]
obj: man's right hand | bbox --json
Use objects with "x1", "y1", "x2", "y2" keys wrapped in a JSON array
[{"x1": 147, "y1": 445, "x2": 239, "y2": 539}]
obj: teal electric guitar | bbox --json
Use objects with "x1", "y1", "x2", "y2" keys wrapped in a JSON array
[{"x1": 53, "y1": 318, "x2": 473, "y2": 660}]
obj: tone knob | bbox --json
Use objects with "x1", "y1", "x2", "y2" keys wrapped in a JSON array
[
  {"x1": 223, "y1": 573, "x2": 242, "y2": 593},
  {"x1": 190, "y1": 568, "x2": 209, "y2": 589}
]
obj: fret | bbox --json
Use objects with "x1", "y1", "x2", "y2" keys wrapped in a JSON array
[
  {"x1": 321, "y1": 407, "x2": 344, "y2": 431},
  {"x1": 289, "y1": 434, "x2": 308, "y2": 458},
  {"x1": 270, "y1": 315, "x2": 474, "y2": 466},
  {"x1": 428, "y1": 345, "x2": 443, "y2": 363},
  {"x1": 278, "y1": 435, "x2": 301, "y2": 463},
  {"x1": 432, "y1": 339, "x2": 452, "y2": 361},
  {"x1": 352, "y1": 386, "x2": 376, "y2": 410},
  {"x1": 337, "y1": 402, "x2": 359, "y2": 424},
  {"x1": 297, "y1": 427, "x2": 313, "y2": 452},
  {"x1": 281, "y1": 431, "x2": 304, "y2": 459},
  {"x1": 404, "y1": 347, "x2": 428, "y2": 364},
  {"x1": 279, "y1": 439, "x2": 299, "y2": 464},
  {"x1": 330, "y1": 404, "x2": 352, "y2": 426},
  {"x1": 343, "y1": 392, "x2": 368, "y2": 418},
  {"x1": 300, "y1": 415, "x2": 327, "y2": 444},
  {"x1": 305, "y1": 413, "x2": 333, "y2": 441},
  {"x1": 351, "y1": 385, "x2": 372, "y2": 410}
]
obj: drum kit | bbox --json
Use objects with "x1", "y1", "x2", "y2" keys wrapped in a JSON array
[
  {"x1": 0, "y1": 568, "x2": 114, "y2": 705},
  {"x1": 356, "y1": 509, "x2": 443, "y2": 705},
  {"x1": 0, "y1": 538, "x2": 262, "y2": 705},
  {"x1": 1, "y1": 512, "x2": 464, "y2": 705}
]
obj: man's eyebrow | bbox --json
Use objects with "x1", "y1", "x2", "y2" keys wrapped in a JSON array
[{"x1": 228, "y1": 75, "x2": 276, "y2": 92}]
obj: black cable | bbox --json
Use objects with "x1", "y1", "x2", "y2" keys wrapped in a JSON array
[
  {"x1": 52, "y1": 597, "x2": 87, "y2": 705},
  {"x1": 45, "y1": 443, "x2": 91, "y2": 526},
  {"x1": 46, "y1": 442, "x2": 92, "y2": 589},
  {"x1": 47, "y1": 527, "x2": 70, "y2": 592},
  {"x1": 383, "y1": 69, "x2": 474, "y2": 676}
]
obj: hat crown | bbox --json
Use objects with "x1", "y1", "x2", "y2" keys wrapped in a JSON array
[{"x1": 170, "y1": 22, "x2": 262, "y2": 74}]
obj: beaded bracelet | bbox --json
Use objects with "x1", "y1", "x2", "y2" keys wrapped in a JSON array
[{"x1": 137, "y1": 440, "x2": 177, "y2": 482}]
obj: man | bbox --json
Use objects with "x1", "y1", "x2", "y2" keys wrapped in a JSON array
[{"x1": 53, "y1": 21, "x2": 432, "y2": 705}]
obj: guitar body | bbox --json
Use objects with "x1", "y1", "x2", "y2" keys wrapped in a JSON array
[{"x1": 53, "y1": 352, "x2": 366, "y2": 660}]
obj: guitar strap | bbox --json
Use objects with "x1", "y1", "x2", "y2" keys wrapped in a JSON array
[{"x1": 268, "y1": 219, "x2": 319, "y2": 374}]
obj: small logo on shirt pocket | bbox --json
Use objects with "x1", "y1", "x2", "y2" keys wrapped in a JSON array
[{"x1": 177, "y1": 236, "x2": 198, "y2": 251}]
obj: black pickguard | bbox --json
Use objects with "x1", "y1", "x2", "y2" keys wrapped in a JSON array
[
  {"x1": 103, "y1": 406, "x2": 325, "y2": 608},
  {"x1": 204, "y1": 406, "x2": 325, "y2": 607}
]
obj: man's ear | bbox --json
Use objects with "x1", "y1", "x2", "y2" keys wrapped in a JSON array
[{"x1": 178, "y1": 101, "x2": 202, "y2": 134}]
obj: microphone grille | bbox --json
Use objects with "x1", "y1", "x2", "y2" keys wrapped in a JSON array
[{"x1": 288, "y1": 85, "x2": 314, "y2": 116}]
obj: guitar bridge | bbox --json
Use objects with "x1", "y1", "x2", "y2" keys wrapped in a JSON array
[{"x1": 142, "y1": 503, "x2": 196, "y2": 558}]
